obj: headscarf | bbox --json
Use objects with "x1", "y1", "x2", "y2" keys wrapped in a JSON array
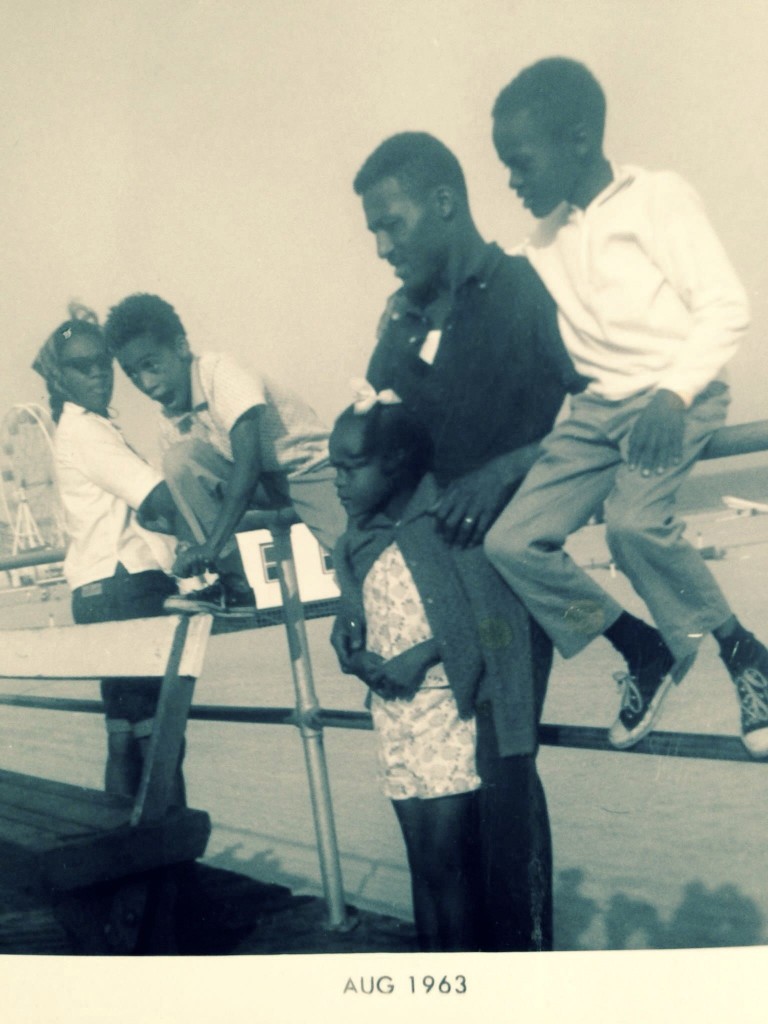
[{"x1": 32, "y1": 304, "x2": 102, "y2": 421}]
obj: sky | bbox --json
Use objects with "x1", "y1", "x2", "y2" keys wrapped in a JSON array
[{"x1": 1, "y1": 0, "x2": 766, "y2": 466}]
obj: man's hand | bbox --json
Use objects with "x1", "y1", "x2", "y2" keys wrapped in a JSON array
[
  {"x1": 434, "y1": 461, "x2": 511, "y2": 548},
  {"x1": 368, "y1": 640, "x2": 440, "y2": 700},
  {"x1": 331, "y1": 611, "x2": 366, "y2": 673},
  {"x1": 627, "y1": 390, "x2": 686, "y2": 476},
  {"x1": 173, "y1": 541, "x2": 216, "y2": 578}
]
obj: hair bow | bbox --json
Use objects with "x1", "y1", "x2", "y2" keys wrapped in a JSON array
[{"x1": 351, "y1": 378, "x2": 401, "y2": 415}]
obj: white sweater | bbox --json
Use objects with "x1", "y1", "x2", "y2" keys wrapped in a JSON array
[{"x1": 523, "y1": 164, "x2": 750, "y2": 405}]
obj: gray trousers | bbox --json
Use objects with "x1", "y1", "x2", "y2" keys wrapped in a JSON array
[
  {"x1": 163, "y1": 439, "x2": 347, "y2": 563},
  {"x1": 484, "y1": 383, "x2": 733, "y2": 664}
]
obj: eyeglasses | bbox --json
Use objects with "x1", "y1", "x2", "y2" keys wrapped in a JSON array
[{"x1": 61, "y1": 354, "x2": 113, "y2": 375}]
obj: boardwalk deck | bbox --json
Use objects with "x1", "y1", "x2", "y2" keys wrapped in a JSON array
[{"x1": 0, "y1": 862, "x2": 416, "y2": 955}]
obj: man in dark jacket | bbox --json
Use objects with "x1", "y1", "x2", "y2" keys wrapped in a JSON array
[{"x1": 334, "y1": 131, "x2": 584, "y2": 951}]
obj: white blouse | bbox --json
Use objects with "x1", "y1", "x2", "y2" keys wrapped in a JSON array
[{"x1": 55, "y1": 402, "x2": 173, "y2": 589}]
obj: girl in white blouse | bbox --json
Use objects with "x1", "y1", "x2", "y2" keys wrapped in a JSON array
[{"x1": 33, "y1": 305, "x2": 184, "y2": 801}]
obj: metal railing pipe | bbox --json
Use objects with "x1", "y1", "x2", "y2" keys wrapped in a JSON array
[
  {"x1": 0, "y1": 693, "x2": 761, "y2": 763},
  {"x1": 1, "y1": 416, "x2": 767, "y2": 576},
  {"x1": 269, "y1": 522, "x2": 350, "y2": 930}
]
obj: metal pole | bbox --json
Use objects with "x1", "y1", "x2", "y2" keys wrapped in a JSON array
[
  {"x1": 0, "y1": 547, "x2": 66, "y2": 570},
  {"x1": 701, "y1": 419, "x2": 768, "y2": 460},
  {"x1": 270, "y1": 522, "x2": 350, "y2": 930}
]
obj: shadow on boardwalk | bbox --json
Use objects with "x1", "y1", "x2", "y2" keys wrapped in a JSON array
[
  {"x1": 2, "y1": 864, "x2": 762, "y2": 955},
  {"x1": 555, "y1": 868, "x2": 764, "y2": 950},
  {"x1": 0, "y1": 862, "x2": 417, "y2": 956}
]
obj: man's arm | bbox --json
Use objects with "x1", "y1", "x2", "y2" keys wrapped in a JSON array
[
  {"x1": 172, "y1": 406, "x2": 264, "y2": 577},
  {"x1": 433, "y1": 442, "x2": 541, "y2": 547}
]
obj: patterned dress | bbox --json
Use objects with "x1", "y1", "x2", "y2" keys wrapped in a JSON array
[{"x1": 362, "y1": 543, "x2": 481, "y2": 800}]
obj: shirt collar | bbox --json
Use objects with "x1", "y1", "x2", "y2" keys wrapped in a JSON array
[
  {"x1": 354, "y1": 473, "x2": 439, "y2": 532},
  {"x1": 593, "y1": 161, "x2": 636, "y2": 207},
  {"x1": 63, "y1": 401, "x2": 87, "y2": 416},
  {"x1": 566, "y1": 161, "x2": 636, "y2": 220},
  {"x1": 452, "y1": 238, "x2": 501, "y2": 290},
  {"x1": 61, "y1": 401, "x2": 111, "y2": 422},
  {"x1": 161, "y1": 356, "x2": 207, "y2": 424},
  {"x1": 387, "y1": 242, "x2": 504, "y2": 320}
]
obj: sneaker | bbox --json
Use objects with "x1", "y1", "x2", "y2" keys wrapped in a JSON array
[
  {"x1": 221, "y1": 587, "x2": 258, "y2": 618},
  {"x1": 608, "y1": 640, "x2": 676, "y2": 750},
  {"x1": 164, "y1": 582, "x2": 257, "y2": 619},
  {"x1": 720, "y1": 631, "x2": 768, "y2": 758},
  {"x1": 608, "y1": 671, "x2": 675, "y2": 749}
]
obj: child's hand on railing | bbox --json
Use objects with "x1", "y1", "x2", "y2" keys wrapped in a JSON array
[{"x1": 173, "y1": 541, "x2": 216, "y2": 578}]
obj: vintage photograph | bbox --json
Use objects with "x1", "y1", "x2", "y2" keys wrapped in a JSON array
[{"x1": 1, "y1": 1, "x2": 767, "y2": 1020}]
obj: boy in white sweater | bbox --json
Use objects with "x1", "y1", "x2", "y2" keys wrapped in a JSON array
[{"x1": 486, "y1": 57, "x2": 768, "y2": 756}]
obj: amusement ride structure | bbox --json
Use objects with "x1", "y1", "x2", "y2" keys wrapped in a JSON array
[{"x1": 0, "y1": 403, "x2": 65, "y2": 573}]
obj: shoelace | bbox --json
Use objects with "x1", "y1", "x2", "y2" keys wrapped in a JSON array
[
  {"x1": 734, "y1": 668, "x2": 768, "y2": 728},
  {"x1": 614, "y1": 672, "x2": 643, "y2": 715}
]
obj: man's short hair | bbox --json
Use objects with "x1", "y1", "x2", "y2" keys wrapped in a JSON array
[
  {"x1": 353, "y1": 132, "x2": 468, "y2": 202},
  {"x1": 493, "y1": 57, "x2": 606, "y2": 144},
  {"x1": 104, "y1": 294, "x2": 185, "y2": 351}
]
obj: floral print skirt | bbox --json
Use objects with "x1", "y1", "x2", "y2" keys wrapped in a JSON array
[{"x1": 363, "y1": 543, "x2": 481, "y2": 800}]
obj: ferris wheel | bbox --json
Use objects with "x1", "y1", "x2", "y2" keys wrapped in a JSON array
[{"x1": 0, "y1": 403, "x2": 66, "y2": 557}]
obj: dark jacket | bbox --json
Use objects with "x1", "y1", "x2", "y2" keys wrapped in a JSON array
[
  {"x1": 334, "y1": 474, "x2": 547, "y2": 757},
  {"x1": 367, "y1": 245, "x2": 585, "y2": 485}
]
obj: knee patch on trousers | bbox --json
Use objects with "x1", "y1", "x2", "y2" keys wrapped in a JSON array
[
  {"x1": 105, "y1": 717, "x2": 132, "y2": 735},
  {"x1": 131, "y1": 717, "x2": 154, "y2": 740}
]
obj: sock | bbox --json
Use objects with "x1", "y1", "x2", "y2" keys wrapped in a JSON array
[
  {"x1": 603, "y1": 611, "x2": 671, "y2": 673},
  {"x1": 716, "y1": 620, "x2": 752, "y2": 665}
]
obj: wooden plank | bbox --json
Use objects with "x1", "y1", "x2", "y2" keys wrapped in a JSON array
[
  {"x1": 0, "y1": 771, "x2": 131, "y2": 825},
  {"x1": 0, "y1": 772, "x2": 210, "y2": 891},
  {"x1": 131, "y1": 617, "x2": 198, "y2": 824},
  {"x1": 0, "y1": 792, "x2": 131, "y2": 841},
  {"x1": 177, "y1": 613, "x2": 213, "y2": 678},
  {"x1": 0, "y1": 811, "x2": 69, "y2": 853},
  {"x1": 41, "y1": 809, "x2": 211, "y2": 890},
  {"x1": 0, "y1": 613, "x2": 212, "y2": 682},
  {"x1": 0, "y1": 774, "x2": 134, "y2": 849},
  {"x1": 0, "y1": 808, "x2": 210, "y2": 891},
  {"x1": 0, "y1": 613, "x2": 213, "y2": 900}
]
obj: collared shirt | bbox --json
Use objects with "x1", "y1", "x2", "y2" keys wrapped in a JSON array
[
  {"x1": 158, "y1": 352, "x2": 330, "y2": 476},
  {"x1": 54, "y1": 403, "x2": 172, "y2": 590},
  {"x1": 367, "y1": 243, "x2": 582, "y2": 483},
  {"x1": 523, "y1": 164, "x2": 750, "y2": 405}
]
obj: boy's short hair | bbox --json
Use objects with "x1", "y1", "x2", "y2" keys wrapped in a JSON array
[
  {"x1": 353, "y1": 132, "x2": 468, "y2": 203},
  {"x1": 104, "y1": 293, "x2": 185, "y2": 351},
  {"x1": 493, "y1": 57, "x2": 607, "y2": 145},
  {"x1": 334, "y1": 402, "x2": 434, "y2": 483}
]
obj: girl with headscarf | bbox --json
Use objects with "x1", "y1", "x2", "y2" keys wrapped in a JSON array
[{"x1": 33, "y1": 304, "x2": 185, "y2": 802}]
